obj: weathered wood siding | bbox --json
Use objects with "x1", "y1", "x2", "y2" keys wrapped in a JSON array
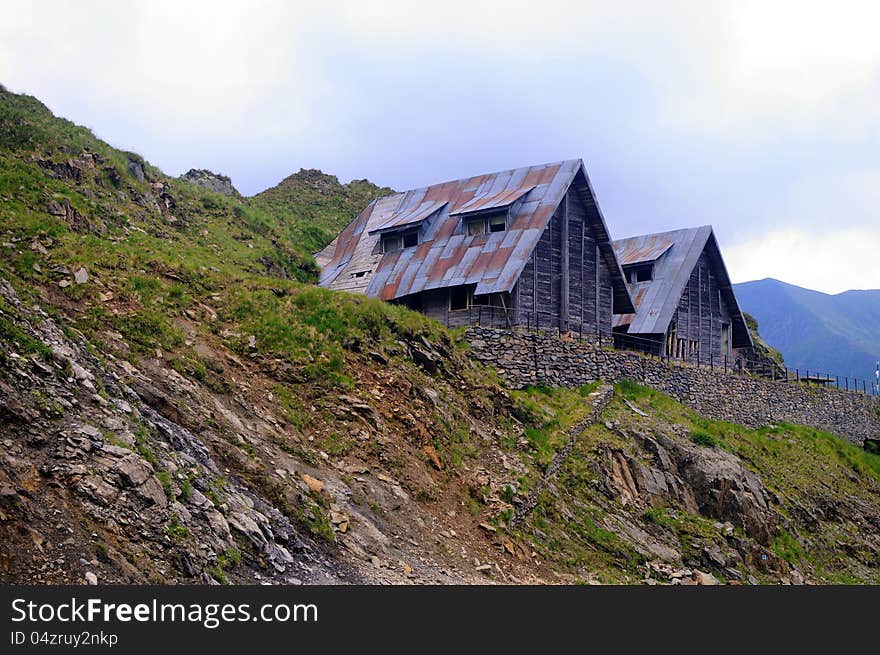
[
  {"x1": 669, "y1": 251, "x2": 733, "y2": 361},
  {"x1": 415, "y1": 288, "x2": 510, "y2": 328},
  {"x1": 513, "y1": 187, "x2": 615, "y2": 334}
]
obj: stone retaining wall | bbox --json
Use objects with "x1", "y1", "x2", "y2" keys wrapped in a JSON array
[{"x1": 465, "y1": 327, "x2": 880, "y2": 444}]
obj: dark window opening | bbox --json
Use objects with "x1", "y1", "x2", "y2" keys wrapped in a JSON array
[
  {"x1": 382, "y1": 228, "x2": 419, "y2": 253},
  {"x1": 402, "y1": 295, "x2": 422, "y2": 311},
  {"x1": 624, "y1": 263, "x2": 654, "y2": 283},
  {"x1": 488, "y1": 213, "x2": 507, "y2": 232},
  {"x1": 465, "y1": 217, "x2": 486, "y2": 236},
  {"x1": 473, "y1": 292, "x2": 506, "y2": 308},
  {"x1": 381, "y1": 234, "x2": 402, "y2": 253},
  {"x1": 449, "y1": 286, "x2": 472, "y2": 311},
  {"x1": 464, "y1": 210, "x2": 507, "y2": 236},
  {"x1": 350, "y1": 270, "x2": 371, "y2": 279}
]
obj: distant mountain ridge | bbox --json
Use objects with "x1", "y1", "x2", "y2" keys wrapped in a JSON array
[{"x1": 734, "y1": 278, "x2": 880, "y2": 383}]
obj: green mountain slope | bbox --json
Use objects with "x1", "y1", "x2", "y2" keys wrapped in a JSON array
[
  {"x1": 250, "y1": 168, "x2": 393, "y2": 255},
  {"x1": 734, "y1": 278, "x2": 880, "y2": 383},
  {"x1": 3, "y1": 84, "x2": 880, "y2": 586}
]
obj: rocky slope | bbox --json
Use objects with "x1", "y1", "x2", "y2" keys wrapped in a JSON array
[
  {"x1": 180, "y1": 169, "x2": 239, "y2": 197},
  {"x1": 3, "y1": 84, "x2": 880, "y2": 585}
]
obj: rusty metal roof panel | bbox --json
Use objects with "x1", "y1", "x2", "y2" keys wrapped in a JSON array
[
  {"x1": 368, "y1": 200, "x2": 447, "y2": 234},
  {"x1": 317, "y1": 159, "x2": 634, "y2": 312},
  {"x1": 450, "y1": 186, "x2": 535, "y2": 215},
  {"x1": 614, "y1": 236, "x2": 674, "y2": 265}
]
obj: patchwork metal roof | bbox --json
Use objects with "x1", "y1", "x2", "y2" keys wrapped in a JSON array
[
  {"x1": 449, "y1": 186, "x2": 535, "y2": 216},
  {"x1": 615, "y1": 236, "x2": 674, "y2": 266},
  {"x1": 368, "y1": 200, "x2": 447, "y2": 235},
  {"x1": 317, "y1": 159, "x2": 634, "y2": 313},
  {"x1": 612, "y1": 226, "x2": 752, "y2": 347}
]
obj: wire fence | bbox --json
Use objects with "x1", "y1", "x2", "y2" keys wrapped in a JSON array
[{"x1": 444, "y1": 304, "x2": 880, "y2": 397}]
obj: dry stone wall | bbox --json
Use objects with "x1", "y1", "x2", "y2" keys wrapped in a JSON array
[{"x1": 465, "y1": 327, "x2": 880, "y2": 444}]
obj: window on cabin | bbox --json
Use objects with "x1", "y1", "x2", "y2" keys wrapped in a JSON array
[
  {"x1": 381, "y1": 229, "x2": 419, "y2": 253},
  {"x1": 350, "y1": 270, "x2": 371, "y2": 279},
  {"x1": 465, "y1": 217, "x2": 486, "y2": 236},
  {"x1": 489, "y1": 213, "x2": 507, "y2": 233},
  {"x1": 449, "y1": 286, "x2": 472, "y2": 311},
  {"x1": 382, "y1": 234, "x2": 403, "y2": 253},
  {"x1": 464, "y1": 210, "x2": 508, "y2": 236},
  {"x1": 624, "y1": 263, "x2": 654, "y2": 283},
  {"x1": 474, "y1": 292, "x2": 506, "y2": 307}
]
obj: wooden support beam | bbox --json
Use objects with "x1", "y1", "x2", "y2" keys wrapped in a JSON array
[{"x1": 560, "y1": 192, "x2": 570, "y2": 332}]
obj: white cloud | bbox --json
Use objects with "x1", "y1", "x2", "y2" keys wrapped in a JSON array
[
  {"x1": 0, "y1": 2, "x2": 330, "y2": 139},
  {"x1": 726, "y1": 227, "x2": 880, "y2": 294},
  {"x1": 663, "y1": 0, "x2": 880, "y2": 140}
]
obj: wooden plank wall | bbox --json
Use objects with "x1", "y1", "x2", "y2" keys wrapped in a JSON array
[
  {"x1": 670, "y1": 251, "x2": 732, "y2": 360},
  {"x1": 513, "y1": 187, "x2": 613, "y2": 334}
]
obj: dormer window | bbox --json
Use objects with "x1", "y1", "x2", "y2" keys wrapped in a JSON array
[
  {"x1": 464, "y1": 210, "x2": 507, "y2": 236},
  {"x1": 382, "y1": 234, "x2": 403, "y2": 252},
  {"x1": 623, "y1": 262, "x2": 653, "y2": 283},
  {"x1": 381, "y1": 228, "x2": 419, "y2": 253},
  {"x1": 465, "y1": 217, "x2": 486, "y2": 236},
  {"x1": 489, "y1": 213, "x2": 507, "y2": 233}
]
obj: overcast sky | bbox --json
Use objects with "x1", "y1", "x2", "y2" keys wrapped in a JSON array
[{"x1": 2, "y1": 1, "x2": 879, "y2": 293}]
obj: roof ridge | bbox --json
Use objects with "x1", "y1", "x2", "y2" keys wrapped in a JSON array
[{"x1": 379, "y1": 158, "x2": 582, "y2": 199}]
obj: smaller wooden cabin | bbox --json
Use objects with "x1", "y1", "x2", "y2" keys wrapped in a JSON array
[{"x1": 611, "y1": 226, "x2": 752, "y2": 362}]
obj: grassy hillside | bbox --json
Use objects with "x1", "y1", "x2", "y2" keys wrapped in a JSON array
[
  {"x1": 3, "y1": 83, "x2": 880, "y2": 586},
  {"x1": 250, "y1": 168, "x2": 393, "y2": 255},
  {"x1": 505, "y1": 382, "x2": 880, "y2": 584},
  {"x1": 735, "y1": 278, "x2": 880, "y2": 382},
  {"x1": 743, "y1": 311, "x2": 785, "y2": 365},
  {"x1": 0, "y1": 84, "x2": 427, "y2": 386}
]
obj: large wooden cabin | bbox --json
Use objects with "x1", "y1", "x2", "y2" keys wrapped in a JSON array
[{"x1": 317, "y1": 160, "x2": 635, "y2": 333}]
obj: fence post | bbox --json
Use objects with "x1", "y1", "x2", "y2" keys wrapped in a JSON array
[
  {"x1": 845, "y1": 377, "x2": 848, "y2": 391},
  {"x1": 724, "y1": 355, "x2": 727, "y2": 373}
]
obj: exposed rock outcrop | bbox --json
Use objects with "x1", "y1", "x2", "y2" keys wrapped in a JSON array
[
  {"x1": 181, "y1": 169, "x2": 238, "y2": 196},
  {"x1": 603, "y1": 428, "x2": 777, "y2": 544}
]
